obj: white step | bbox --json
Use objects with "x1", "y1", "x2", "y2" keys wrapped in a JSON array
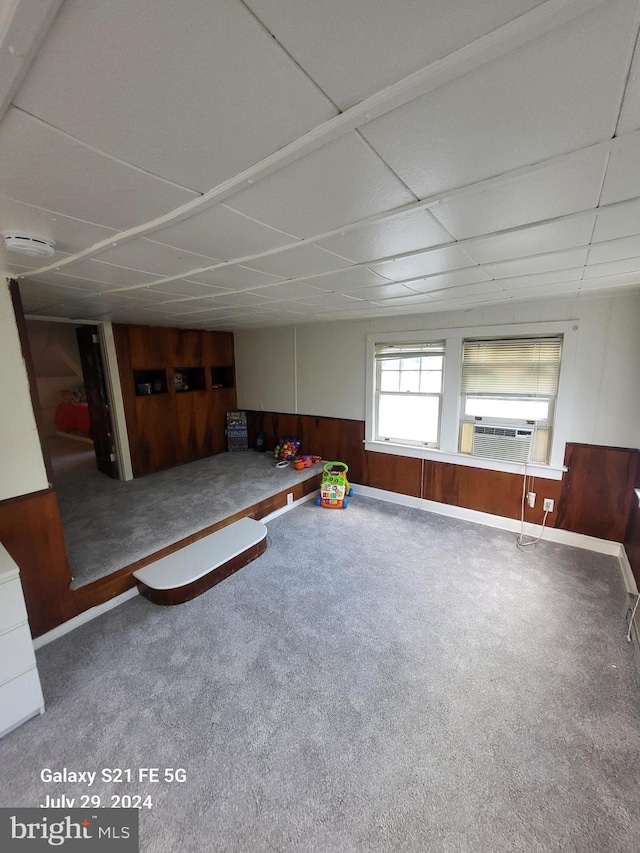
[{"x1": 134, "y1": 517, "x2": 267, "y2": 594}]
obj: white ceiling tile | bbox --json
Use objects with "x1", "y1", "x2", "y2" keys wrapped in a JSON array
[
  {"x1": 583, "y1": 257, "x2": 640, "y2": 278},
  {"x1": 14, "y1": 0, "x2": 337, "y2": 191},
  {"x1": 186, "y1": 266, "x2": 285, "y2": 288},
  {"x1": 424, "y1": 292, "x2": 512, "y2": 310},
  {"x1": 592, "y1": 198, "x2": 640, "y2": 243},
  {"x1": 587, "y1": 235, "x2": 640, "y2": 265},
  {"x1": 361, "y1": 1, "x2": 637, "y2": 197},
  {"x1": 90, "y1": 240, "x2": 220, "y2": 276},
  {"x1": 148, "y1": 204, "x2": 297, "y2": 260},
  {"x1": 290, "y1": 293, "x2": 367, "y2": 309},
  {"x1": 483, "y1": 248, "x2": 589, "y2": 278},
  {"x1": 360, "y1": 292, "x2": 442, "y2": 309},
  {"x1": 47, "y1": 300, "x2": 119, "y2": 318},
  {"x1": 243, "y1": 1, "x2": 544, "y2": 109},
  {"x1": 402, "y1": 267, "x2": 492, "y2": 293},
  {"x1": 426, "y1": 281, "x2": 505, "y2": 301},
  {"x1": 494, "y1": 270, "x2": 584, "y2": 290},
  {"x1": 42, "y1": 259, "x2": 157, "y2": 288},
  {"x1": 148, "y1": 281, "x2": 234, "y2": 299},
  {"x1": 579, "y1": 271, "x2": 640, "y2": 291},
  {"x1": 371, "y1": 245, "x2": 478, "y2": 281},
  {"x1": 0, "y1": 245, "x2": 71, "y2": 271},
  {"x1": 599, "y1": 138, "x2": 640, "y2": 204},
  {"x1": 176, "y1": 292, "x2": 275, "y2": 311},
  {"x1": 464, "y1": 215, "x2": 596, "y2": 263},
  {"x1": 342, "y1": 282, "x2": 421, "y2": 301},
  {"x1": 316, "y1": 209, "x2": 453, "y2": 263},
  {"x1": 225, "y1": 133, "x2": 414, "y2": 238},
  {"x1": 247, "y1": 245, "x2": 351, "y2": 278},
  {"x1": 428, "y1": 153, "x2": 606, "y2": 240},
  {"x1": 0, "y1": 109, "x2": 197, "y2": 229},
  {"x1": 17, "y1": 270, "x2": 106, "y2": 292},
  {"x1": 248, "y1": 281, "x2": 327, "y2": 301},
  {"x1": 499, "y1": 282, "x2": 581, "y2": 299},
  {"x1": 617, "y1": 35, "x2": 640, "y2": 134},
  {"x1": 0, "y1": 196, "x2": 117, "y2": 254},
  {"x1": 18, "y1": 279, "x2": 86, "y2": 304},
  {"x1": 304, "y1": 267, "x2": 391, "y2": 292}
]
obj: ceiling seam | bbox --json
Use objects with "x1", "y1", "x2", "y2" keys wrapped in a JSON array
[
  {"x1": 612, "y1": 2, "x2": 640, "y2": 138},
  {"x1": 9, "y1": 106, "x2": 203, "y2": 195},
  {"x1": 33, "y1": 192, "x2": 640, "y2": 303},
  {"x1": 236, "y1": 0, "x2": 340, "y2": 113},
  {"x1": 22, "y1": 127, "x2": 639, "y2": 288},
  {"x1": 15, "y1": 0, "x2": 608, "y2": 279}
]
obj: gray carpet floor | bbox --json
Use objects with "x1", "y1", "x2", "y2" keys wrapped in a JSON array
[
  {"x1": 47, "y1": 436, "x2": 321, "y2": 588},
  {"x1": 2, "y1": 497, "x2": 639, "y2": 852}
]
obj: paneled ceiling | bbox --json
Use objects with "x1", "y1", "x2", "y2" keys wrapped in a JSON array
[{"x1": 2, "y1": 0, "x2": 640, "y2": 329}]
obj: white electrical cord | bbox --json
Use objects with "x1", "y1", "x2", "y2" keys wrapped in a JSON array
[
  {"x1": 517, "y1": 461, "x2": 548, "y2": 550},
  {"x1": 627, "y1": 594, "x2": 640, "y2": 643}
]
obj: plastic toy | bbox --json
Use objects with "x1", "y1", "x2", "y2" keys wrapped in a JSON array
[
  {"x1": 274, "y1": 438, "x2": 300, "y2": 461},
  {"x1": 316, "y1": 461, "x2": 353, "y2": 509}
]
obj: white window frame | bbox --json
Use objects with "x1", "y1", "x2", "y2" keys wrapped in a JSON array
[
  {"x1": 365, "y1": 321, "x2": 579, "y2": 481},
  {"x1": 374, "y1": 342, "x2": 445, "y2": 448}
]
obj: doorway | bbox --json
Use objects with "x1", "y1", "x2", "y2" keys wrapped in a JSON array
[{"x1": 25, "y1": 318, "x2": 118, "y2": 480}]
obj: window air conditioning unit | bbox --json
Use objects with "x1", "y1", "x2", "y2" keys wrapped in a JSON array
[{"x1": 472, "y1": 423, "x2": 534, "y2": 463}]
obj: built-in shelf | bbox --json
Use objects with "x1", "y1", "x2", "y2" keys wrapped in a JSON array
[
  {"x1": 173, "y1": 367, "x2": 206, "y2": 392},
  {"x1": 134, "y1": 369, "x2": 168, "y2": 396},
  {"x1": 211, "y1": 365, "x2": 235, "y2": 389}
]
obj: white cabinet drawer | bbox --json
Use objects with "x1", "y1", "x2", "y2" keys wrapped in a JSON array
[
  {"x1": 0, "y1": 577, "x2": 29, "y2": 633},
  {"x1": 0, "y1": 668, "x2": 44, "y2": 738},
  {"x1": 0, "y1": 623, "x2": 36, "y2": 685}
]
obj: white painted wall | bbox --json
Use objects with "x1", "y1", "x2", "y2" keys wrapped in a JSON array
[
  {"x1": 0, "y1": 282, "x2": 48, "y2": 500},
  {"x1": 234, "y1": 292, "x2": 640, "y2": 450},
  {"x1": 235, "y1": 327, "x2": 296, "y2": 414}
]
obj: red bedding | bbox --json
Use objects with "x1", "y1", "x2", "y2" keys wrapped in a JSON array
[{"x1": 55, "y1": 401, "x2": 91, "y2": 437}]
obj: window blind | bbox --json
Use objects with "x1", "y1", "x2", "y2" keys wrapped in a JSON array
[
  {"x1": 375, "y1": 342, "x2": 444, "y2": 360},
  {"x1": 461, "y1": 337, "x2": 562, "y2": 395}
]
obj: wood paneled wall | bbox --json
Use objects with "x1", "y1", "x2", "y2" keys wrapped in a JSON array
[
  {"x1": 247, "y1": 410, "x2": 638, "y2": 535},
  {"x1": 113, "y1": 324, "x2": 236, "y2": 475},
  {"x1": 557, "y1": 443, "x2": 640, "y2": 542},
  {"x1": 0, "y1": 490, "x2": 76, "y2": 637}
]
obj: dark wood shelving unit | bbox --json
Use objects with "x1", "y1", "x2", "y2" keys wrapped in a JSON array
[
  {"x1": 211, "y1": 365, "x2": 235, "y2": 389},
  {"x1": 114, "y1": 325, "x2": 237, "y2": 475},
  {"x1": 133, "y1": 369, "x2": 168, "y2": 396},
  {"x1": 173, "y1": 366, "x2": 206, "y2": 392}
]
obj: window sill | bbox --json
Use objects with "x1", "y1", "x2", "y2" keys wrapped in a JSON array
[{"x1": 364, "y1": 440, "x2": 567, "y2": 480}]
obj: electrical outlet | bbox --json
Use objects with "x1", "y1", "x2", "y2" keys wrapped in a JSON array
[
  {"x1": 527, "y1": 491, "x2": 536, "y2": 508},
  {"x1": 287, "y1": 492, "x2": 294, "y2": 505},
  {"x1": 543, "y1": 498, "x2": 554, "y2": 512}
]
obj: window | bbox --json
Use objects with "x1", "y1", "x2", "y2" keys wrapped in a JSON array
[
  {"x1": 374, "y1": 342, "x2": 444, "y2": 446},
  {"x1": 459, "y1": 337, "x2": 562, "y2": 463},
  {"x1": 365, "y1": 322, "x2": 576, "y2": 479}
]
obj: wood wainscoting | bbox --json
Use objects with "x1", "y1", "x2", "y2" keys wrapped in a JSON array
[
  {"x1": 4, "y1": 402, "x2": 638, "y2": 639},
  {"x1": 0, "y1": 490, "x2": 76, "y2": 637},
  {"x1": 0, "y1": 475, "x2": 319, "y2": 639},
  {"x1": 247, "y1": 411, "x2": 639, "y2": 538}
]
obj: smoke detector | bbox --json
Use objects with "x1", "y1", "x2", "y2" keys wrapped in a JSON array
[{"x1": 2, "y1": 232, "x2": 56, "y2": 258}]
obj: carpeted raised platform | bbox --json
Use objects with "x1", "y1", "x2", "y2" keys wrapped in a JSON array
[{"x1": 47, "y1": 437, "x2": 320, "y2": 588}]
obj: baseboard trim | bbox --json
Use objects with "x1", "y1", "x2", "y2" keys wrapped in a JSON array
[
  {"x1": 618, "y1": 547, "x2": 640, "y2": 654},
  {"x1": 352, "y1": 483, "x2": 623, "y2": 557},
  {"x1": 33, "y1": 587, "x2": 139, "y2": 650},
  {"x1": 262, "y1": 489, "x2": 319, "y2": 523}
]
